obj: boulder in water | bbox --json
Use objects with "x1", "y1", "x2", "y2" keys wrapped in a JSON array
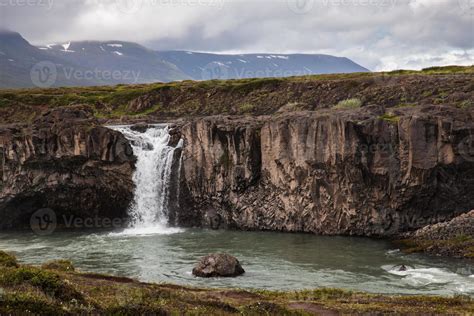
[
  {"x1": 131, "y1": 123, "x2": 150, "y2": 133},
  {"x1": 192, "y1": 253, "x2": 245, "y2": 278}
]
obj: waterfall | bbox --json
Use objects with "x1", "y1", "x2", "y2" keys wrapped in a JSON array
[{"x1": 109, "y1": 124, "x2": 183, "y2": 236}]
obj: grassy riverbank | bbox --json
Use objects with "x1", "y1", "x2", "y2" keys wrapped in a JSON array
[{"x1": 0, "y1": 251, "x2": 472, "y2": 315}]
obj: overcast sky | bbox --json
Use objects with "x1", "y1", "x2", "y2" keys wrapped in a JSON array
[{"x1": 0, "y1": 0, "x2": 472, "y2": 70}]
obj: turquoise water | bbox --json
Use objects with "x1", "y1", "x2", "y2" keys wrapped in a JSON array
[{"x1": 0, "y1": 228, "x2": 472, "y2": 296}]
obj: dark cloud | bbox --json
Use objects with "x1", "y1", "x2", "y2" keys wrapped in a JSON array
[{"x1": 0, "y1": 0, "x2": 472, "y2": 70}]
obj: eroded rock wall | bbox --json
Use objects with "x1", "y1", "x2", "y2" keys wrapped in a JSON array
[
  {"x1": 179, "y1": 105, "x2": 474, "y2": 236},
  {"x1": 0, "y1": 106, "x2": 135, "y2": 229}
]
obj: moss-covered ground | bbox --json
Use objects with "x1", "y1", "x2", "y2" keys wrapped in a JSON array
[{"x1": 0, "y1": 65, "x2": 472, "y2": 124}]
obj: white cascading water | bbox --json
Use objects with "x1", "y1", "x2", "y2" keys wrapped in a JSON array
[{"x1": 110, "y1": 125, "x2": 183, "y2": 236}]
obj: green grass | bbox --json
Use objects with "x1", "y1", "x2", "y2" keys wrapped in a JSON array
[
  {"x1": 0, "y1": 251, "x2": 18, "y2": 268},
  {"x1": 379, "y1": 113, "x2": 400, "y2": 124},
  {"x1": 458, "y1": 100, "x2": 473, "y2": 109},
  {"x1": 0, "y1": 65, "x2": 473, "y2": 124},
  {"x1": 239, "y1": 103, "x2": 256, "y2": 113},
  {"x1": 333, "y1": 98, "x2": 362, "y2": 109},
  {"x1": 421, "y1": 65, "x2": 474, "y2": 74},
  {"x1": 0, "y1": 266, "x2": 84, "y2": 303},
  {"x1": 42, "y1": 260, "x2": 75, "y2": 272}
]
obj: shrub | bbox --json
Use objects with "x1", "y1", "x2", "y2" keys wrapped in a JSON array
[
  {"x1": 458, "y1": 101, "x2": 473, "y2": 109},
  {"x1": 0, "y1": 292, "x2": 65, "y2": 315},
  {"x1": 42, "y1": 260, "x2": 75, "y2": 272},
  {"x1": 0, "y1": 267, "x2": 82, "y2": 301},
  {"x1": 239, "y1": 103, "x2": 256, "y2": 113},
  {"x1": 333, "y1": 98, "x2": 362, "y2": 109},
  {"x1": 379, "y1": 113, "x2": 400, "y2": 124},
  {"x1": 0, "y1": 251, "x2": 18, "y2": 268}
]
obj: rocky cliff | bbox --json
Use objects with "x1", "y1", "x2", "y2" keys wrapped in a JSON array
[
  {"x1": 0, "y1": 106, "x2": 135, "y2": 229},
  {"x1": 0, "y1": 67, "x2": 473, "y2": 239},
  {"x1": 178, "y1": 105, "x2": 474, "y2": 236}
]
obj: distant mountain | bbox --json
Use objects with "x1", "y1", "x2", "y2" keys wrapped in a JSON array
[
  {"x1": 40, "y1": 41, "x2": 189, "y2": 84},
  {"x1": 0, "y1": 31, "x2": 370, "y2": 89},
  {"x1": 0, "y1": 30, "x2": 104, "y2": 88},
  {"x1": 157, "y1": 51, "x2": 369, "y2": 80}
]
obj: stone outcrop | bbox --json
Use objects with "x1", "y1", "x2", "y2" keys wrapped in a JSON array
[
  {"x1": 192, "y1": 253, "x2": 245, "y2": 278},
  {"x1": 398, "y1": 210, "x2": 474, "y2": 258},
  {"x1": 407, "y1": 210, "x2": 474, "y2": 241},
  {"x1": 0, "y1": 106, "x2": 135, "y2": 229},
  {"x1": 178, "y1": 105, "x2": 474, "y2": 236}
]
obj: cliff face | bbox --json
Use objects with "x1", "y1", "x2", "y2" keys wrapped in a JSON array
[
  {"x1": 0, "y1": 106, "x2": 135, "y2": 229},
  {"x1": 1, "y1": 68, "x2": 473, "y2": 238},
  {"x1": 179, "y1": 105, "x2": 474, "y2": 236}
]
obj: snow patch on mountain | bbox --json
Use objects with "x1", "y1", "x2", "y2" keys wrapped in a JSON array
[{"x1": 62, "y1": 42, "x2": 74, "y2": 52}]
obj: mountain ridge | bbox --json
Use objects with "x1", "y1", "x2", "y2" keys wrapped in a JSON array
[{"x1": 0, "y1": 31, "x2": 370, "y2": 88}]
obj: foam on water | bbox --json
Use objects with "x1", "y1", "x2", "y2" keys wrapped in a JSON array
[
  {"x1": 108, "y1": 225, "x2": 183, "y2": 237},
  {"x1": 383, "y1": 265, "x2": 474, "y2": 294},
  {"x1": 109, "y1": 125, "x2": 183, "y2": 236}
]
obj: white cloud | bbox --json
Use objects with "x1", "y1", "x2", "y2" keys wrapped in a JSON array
[{"x1": 0, "y1": 0, "x2": 472, "y2": 70}]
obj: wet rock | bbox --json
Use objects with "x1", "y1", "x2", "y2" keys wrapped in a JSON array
[
  {"x1": 131, "y1": 123, "x2": 150, "y2": 133},
  {"x1": 192, "y1": 253, "x2": 245, "y2": 278}
]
